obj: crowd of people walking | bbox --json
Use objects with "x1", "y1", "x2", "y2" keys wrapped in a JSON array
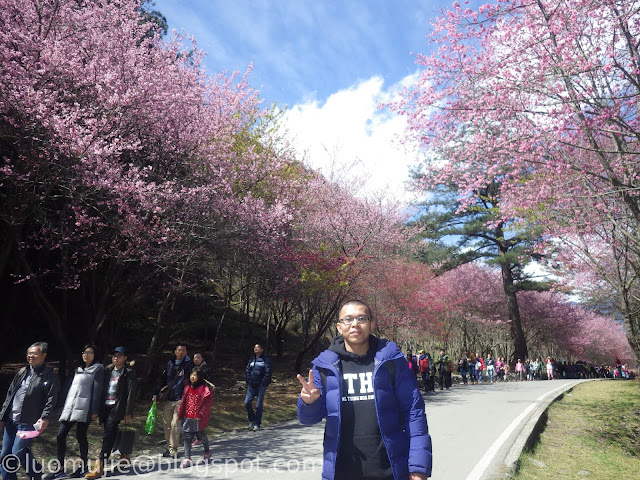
[
  {"x1": 0, "y1": 340, "x2": 274, "y2": 480},
  {"x1": 405, "y1": 349, "x2": 636, "y2": 392},
  {"x1": 0, "y1": 331, "x2": 634, "y2": 480}
]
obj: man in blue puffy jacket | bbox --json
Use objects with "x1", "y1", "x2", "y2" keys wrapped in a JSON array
[
  {"x1": 297, "y1": 300, "x2": 432, "y2": 480},
  {"x1": 244, "y1": 343, "x2": 272, "y2": 432}
]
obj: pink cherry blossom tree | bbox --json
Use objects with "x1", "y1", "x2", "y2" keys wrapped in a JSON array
[{"x1": 392, "y1": 0, "x2": 640, "y2": 359}]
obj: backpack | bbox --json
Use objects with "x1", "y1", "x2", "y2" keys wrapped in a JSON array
[{"x1": 419, "y1": 356, "x2": 429, "y2": 373}]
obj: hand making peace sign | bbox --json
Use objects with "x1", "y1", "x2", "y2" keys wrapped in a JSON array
[{"x1": 296, "y1": 369, "x2": 321, "y2": 405}]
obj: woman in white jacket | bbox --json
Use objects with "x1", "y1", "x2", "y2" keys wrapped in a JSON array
[{"x1": 45, "y1": 344, "x2": 104, "y2": 480}]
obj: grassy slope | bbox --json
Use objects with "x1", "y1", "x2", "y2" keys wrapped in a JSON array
[{"x1": 514, "y1": 379, "x2": 640, "y2": 480}]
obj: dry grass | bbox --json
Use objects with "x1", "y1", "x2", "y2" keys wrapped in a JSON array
[{"x1": 513, "y1": 379, "x2": 640, "y2": 480}]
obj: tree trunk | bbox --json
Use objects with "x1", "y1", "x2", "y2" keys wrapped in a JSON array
[
  {"x1": 500, "y1": 260, "x2": 528, "y2": 362},
  {"x1": 144, "y1": 289, "x2": 175, "y2": 379}
]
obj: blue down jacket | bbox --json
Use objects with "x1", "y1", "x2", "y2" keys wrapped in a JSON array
[{"x1": 298, "y1": 336, "x2": 433, "y2": 480}]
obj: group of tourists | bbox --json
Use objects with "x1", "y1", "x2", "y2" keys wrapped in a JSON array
[
  {"x1": 6, "y1": 298, "x2": 636, "y2": 480},
  {"x1": 0, "y1": 343, "x2": 136, "y2": 480},
  {"x1": 0, "y1": 341, "x2": 273, "y2": 480},
  {"x1": 403, "y1": 350, "x2": 636, "y2": 391}
]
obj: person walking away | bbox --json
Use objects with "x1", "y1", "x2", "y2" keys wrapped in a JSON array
[
  {"x1": 418, "y1": 350, "x2": 430, "y2": 393},
  {"x1": 85, "y1": 347, "x2": 136, "y2": 479},
  {"x1": 0, "y1": 342, "x2": 59, "y2": 480},
  {"x1": 45, "y1": 344, "x2": 103, "y2": 480},
  {"x1": 177, "y1": 367, "x2": 213, "y2": 468},
  {"x1": 245, "y1": 343, "x2": 272, "y2": 431},
  {"x1": 296, "y1": 299, "x2": 432, "y2": 480},
  {"x1": 152, "y1": 344, "x2": 192, "y2": 457}
]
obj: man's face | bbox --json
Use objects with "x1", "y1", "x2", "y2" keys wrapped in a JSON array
[
  {"x1": 193, "y1": 353, "x2": 203, "y2": 365},
  {"x1": 254, "y1": 344, "x2": 264, "y2": 356},
  {"x1": 112, "y1": 352, "x2": 126, "y2": 369},
  {"x1": 26, "y1": 346, "x2": 45, "y2": 366},
  {"x1": 175, "y1": 345, "x2": 187, "y2": 361},
  {"x1": 337, "y1": 303, "x2": 372, "y2": 350}
]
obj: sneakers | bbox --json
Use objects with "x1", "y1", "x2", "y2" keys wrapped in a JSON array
[
  {"x1": 247, "y1": 422, "x2": 254, "y2": 430},
  {"x1": 180, "y1": 459, "x2": 192, "y2": 469},
  {"x1": 191, "y1": 438, "x2": 201, "y2": 446},
  {"x1": 162, "y1": 448, "x2": 178, "y2": 457},
  {"x1": 252, "y1": 424, "x2": 260, "y2": 432},
  {"x1": 203, "y1": 451, "x2": 211, "y2": 463},
  {"x1": 44, "y1": 471, "x2": 67, "y2": 480}
]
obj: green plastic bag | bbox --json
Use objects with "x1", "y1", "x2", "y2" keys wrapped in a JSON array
[{"x1": 145, "y1": 401, "x2": 157, "y2": 435}]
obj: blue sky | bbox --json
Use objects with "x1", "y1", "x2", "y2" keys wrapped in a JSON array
[{"x1": 151, "y1": 0, "x2": 457, "y2": 200}]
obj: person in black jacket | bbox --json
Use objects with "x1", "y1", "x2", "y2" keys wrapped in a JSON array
[
  {"x1": 244, "y1": 343, "x2": 272, "y2": 431},
  {"x1": 152, "y1": 344, "x2": 192, "y2": 457},
  {"x1": 0, "y1": 342, "x2": 59, "y2": 480},
  {"x1": 85, "y1": 347, "x2": 136, "y2": 480}
]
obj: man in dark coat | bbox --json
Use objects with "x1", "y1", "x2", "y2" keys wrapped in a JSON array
[
  {"x1": 0, "y1": 342, "x2": 59, "y2": 480},
  {"x1": 85, "y1": 347, "x2": 136, "y2": 479},
  {"x1": 244, "y1": 343, "x2": 272, "y2": 432}
]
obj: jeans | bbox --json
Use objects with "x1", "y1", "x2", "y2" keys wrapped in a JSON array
[
  {"x1": 487, "y1": 367, "x2": 494, "y2": 382},
  {"x1": 183, "y1": 430, "x2": 209, "y2": 459},
  {"x1": 468, "y1": 365, "x2": 476, "y2": 383},
  {"x1": 245, "y1": 384, "x2": 267, "y2": 427},
  {"x1": 0, "y1": 418, "x2": 42, "y2": 480},
  {"x1": 460, "y1": 370, "x2": 467, "y2": 384},
  {"x1": 477, "y1": 370, "x2": 483, "y2": 382}
]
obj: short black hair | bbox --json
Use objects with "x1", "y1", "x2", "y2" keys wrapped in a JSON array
[{"x1": 339, "y1": 299, "x2": 373, "y2": 320}]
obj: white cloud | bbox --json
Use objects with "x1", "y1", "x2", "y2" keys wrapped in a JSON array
[{"x1": 282, "y1": 74, "x2": 421, "y2": 203}]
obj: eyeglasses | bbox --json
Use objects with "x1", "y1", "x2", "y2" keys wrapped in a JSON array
[
  {"x1": 82, "y1": 351, "x2": 94, "y2": 355},
  {"x1": 339, "y1": 316, "x2": 370, "y2": 326}
]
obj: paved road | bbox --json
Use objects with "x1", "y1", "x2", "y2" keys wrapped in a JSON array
[{"x1": 111, "y1": 378, "x2": 587, "y2": 480}]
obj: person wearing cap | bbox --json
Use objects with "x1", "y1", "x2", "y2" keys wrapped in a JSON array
[
  {"x1": 85, "y1": 347, "x2": 137, "y2": 479},
  {"x1": 0, "y1": 342, "x2": 59, "y2": 480}
]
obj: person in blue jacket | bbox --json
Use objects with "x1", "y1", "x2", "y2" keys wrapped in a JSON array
[
  {"x1": 297, "y1": 300, "x2": 432, "y2": 480},
  {"x1": 244, "y1": 343, "x2": 272, "y2": 431}
]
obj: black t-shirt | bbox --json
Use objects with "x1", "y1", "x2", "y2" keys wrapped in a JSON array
[{"x1": 330, "y1": 336, "x2": 393, "y2": 480}]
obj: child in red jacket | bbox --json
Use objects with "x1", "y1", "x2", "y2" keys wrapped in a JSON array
[{"x1": 177, "y1": 367, "x2": 213, "y2": 467}]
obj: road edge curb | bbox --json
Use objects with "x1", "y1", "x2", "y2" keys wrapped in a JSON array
[{"x1": 502, "y1": 379, "x2": 595, "y2": 478}]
